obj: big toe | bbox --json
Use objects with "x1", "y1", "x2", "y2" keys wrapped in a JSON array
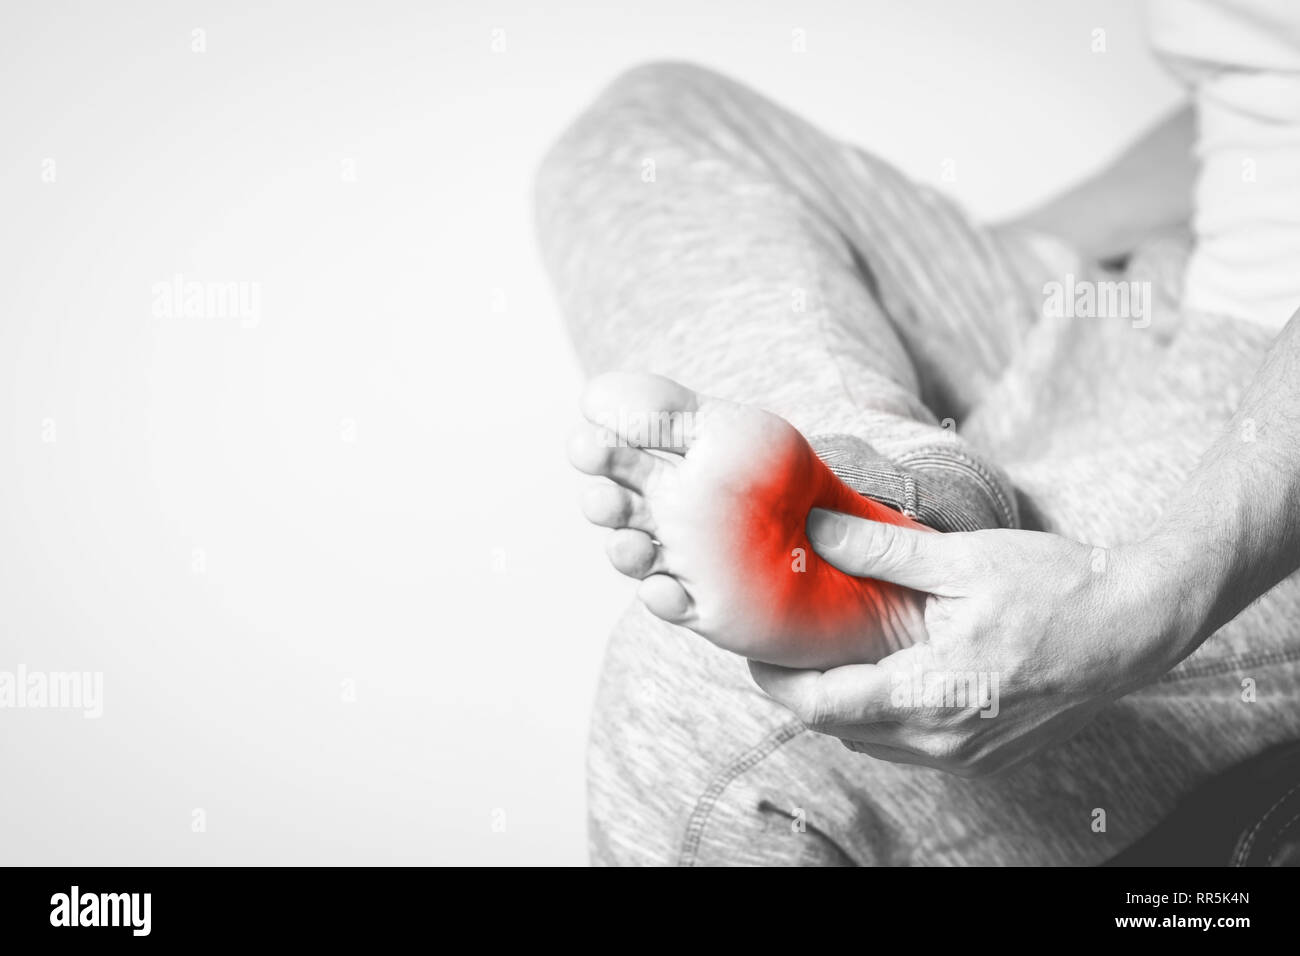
[
  {"x1": 566, "y1": 422, "x2": 670, "y2": 492},
  {"x1": 581, "y1": 372, "x2": 701, "y2": 453}
]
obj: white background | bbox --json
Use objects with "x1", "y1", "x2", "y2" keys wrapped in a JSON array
[{"x1": 0, "y1": 1, "x2": 1178, "y2": 864}]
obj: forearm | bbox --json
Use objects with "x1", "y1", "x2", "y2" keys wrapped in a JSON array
[
  {"x1": 1002, "y1": 104, "x2": 1195, "y2": 261},
  {"x1": 1140, "y1": 309, "x2": 1300, "y2": 662}
]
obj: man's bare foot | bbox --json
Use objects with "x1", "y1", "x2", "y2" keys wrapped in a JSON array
[{"x1": 567, "y1": 372, "x2": 932, "y2": 669}]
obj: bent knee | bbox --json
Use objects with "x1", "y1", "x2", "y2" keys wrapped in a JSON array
[
  {"x1": 595, "y1": 59, "x2": 738, "y2": 112},
  {"x1": 533, "y1": 60, "x2": 744, "y2": 215}
]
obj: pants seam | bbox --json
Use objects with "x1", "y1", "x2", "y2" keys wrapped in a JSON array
[
  {"x1": 1232, "y1": 779, "x2": 1300, "y2": 865},
  {"x1": 677, "y1": 720, "x2": 806, "y2": 866},
  {"x1": 895, "y1": 443, "x2": 1019, "y2": 528},
  {"x1": 1265, "y1": 809, "x2": 1300, "y2": 866},
  {"x1": 1159, "y1": 645, "x2": 1300, "y2": 684}
]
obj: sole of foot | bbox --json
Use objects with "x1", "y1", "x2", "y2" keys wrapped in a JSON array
[{"x1": 568, "y1": 371, "x2": 931, "y2": 669}]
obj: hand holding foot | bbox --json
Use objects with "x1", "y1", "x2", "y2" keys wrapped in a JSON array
[
  {"x1": 751, "y1": 516, "x2": 1187, "y2": 775},
  {"x1": 568, "y1": 372, "x2": 934, "y2": 669}
]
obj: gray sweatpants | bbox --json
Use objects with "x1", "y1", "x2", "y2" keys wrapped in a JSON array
[{"x1": 535, "y1": 62, "x2": 1300, "y2": 866}]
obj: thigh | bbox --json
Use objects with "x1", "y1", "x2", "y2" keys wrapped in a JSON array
[
  {"x1": 537, "y1": 62, "x2": 1038, "y2": 429},
  {"x1": 591, "y1": 599, "x2": 1300, "y2": 866},
  {"x1": 586, "y1": 602, "x2": 827, "y2": 866},
  {"x1": 589, "y1": 600, "x2": 904, "y2": 866}
]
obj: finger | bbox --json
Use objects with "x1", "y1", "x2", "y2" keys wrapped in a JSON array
[
  {"x1": 805, "y1": 508, "x2": 971, "y2": 594},
  {"x1": 748, "y1": 660, "x2": 897, "y2": 730}
]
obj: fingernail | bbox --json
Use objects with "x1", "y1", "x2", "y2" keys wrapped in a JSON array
[{"x1": 807, "y1": 509, "x2": 846, "y2": 547}]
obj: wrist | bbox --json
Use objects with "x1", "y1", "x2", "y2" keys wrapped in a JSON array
[{"x1": 1121, "y1": 527, "x2": 1234, "y2": 672}]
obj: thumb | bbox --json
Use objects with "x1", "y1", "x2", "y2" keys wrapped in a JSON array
[{"x1": 806, "y1": 508, "x2": 970, "y2": 595}]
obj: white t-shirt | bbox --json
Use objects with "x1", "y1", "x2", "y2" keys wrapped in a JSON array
[{"x1": 1146, "y1": 0, "x2": 1300, "y2": 329}]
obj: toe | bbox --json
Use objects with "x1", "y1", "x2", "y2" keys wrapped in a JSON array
[
  {"x1": 566, "y1": 423, "x2": 669, "y2": 492},
  {"x1": 579, "y1": 481, "x2": 656, "y2": 532},
  {"x1": 581, "y1": 372, "x2": 702, "y2": 454},
  {"x1": 604, "y1": 529, "x2": 665, "y2": 579},
  {"x1": 637, "y1": 573, "x2": 693, "y2": 624}
]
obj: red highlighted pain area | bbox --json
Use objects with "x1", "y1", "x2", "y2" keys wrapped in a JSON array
[{"x1": 725, "y1": 440, "x2": 931, "y2": 667}]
